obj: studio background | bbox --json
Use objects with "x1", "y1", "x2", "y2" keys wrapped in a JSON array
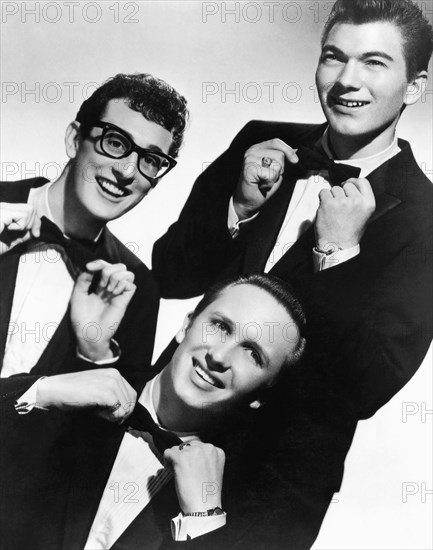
[{"x1": 1, "y1": 1, "x2": 432, "y2": 548}]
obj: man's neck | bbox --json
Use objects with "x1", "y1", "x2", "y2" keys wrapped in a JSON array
[
  {"x1": 328, "y1": 121, "x2": 399, "y2": 160},
  {"x1": 48, "y1": 168, "x2": 105, "y2": 240},
  {"x1": 152, "y1": 369, "x2": 212, "y2": 433}
]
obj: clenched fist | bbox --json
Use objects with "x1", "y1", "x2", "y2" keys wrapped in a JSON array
[
  {"x1": 37, "y1": 368, "x2": 137, "y2": 422},
  {"x1": 164, "y1": 441, "x2": 225, "y2": 513},
  {"x1": 315, "y1": 178, "x2": 376, "y2": 250},
  {"x1": 0, "y1": 202, "x2": 41, "y2": 255},
  {"x1": 234, "y1": 139, "x2": 299, "y2": 220}
]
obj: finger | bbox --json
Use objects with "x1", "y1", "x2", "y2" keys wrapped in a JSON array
[
  {"x1": 344, "y1": 178, "x2": 375, "y2": 202},
  {"x1": 109, "y1": 280, "x2": 136, "y2": 297},
  {"x1": 339, "y1": 181, "x2": 359, "y2": 197},
  {"x1": 85, "y1": 259, "x2": 111, "y2": 272},
  {"x1": 31, "y1": 214, "x2": 42, "y2": 239},
  {"x1": 73, "y1": 271, "x2": 94, "y2": 292},
  {"x1": 330, "y1": 186, "x2": 346, "y2": 199},
  {"x1": 253, "y1": 139, "x2": 299, "y2": 164},
  {"x1": 99, "y1": 263, "x2": 127, "y2": 289},
  {"x1": 318, "y1": 188, "x2": 333, "y2": 202},
  {"x1": 106, "y1": 270, "x2": 135, "y2": 292},
  {"x1": 116, "y1": 376, "x2": 137, "y2": 419}
]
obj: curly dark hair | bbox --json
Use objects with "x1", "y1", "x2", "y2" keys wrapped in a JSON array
[
  {"x1": 322, "y1": 0, "x2": 433, "y2": 80},
  {"x1": 76, "y1": 73, "x2": 189, "y2": 157}
]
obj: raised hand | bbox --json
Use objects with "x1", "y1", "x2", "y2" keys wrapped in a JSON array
[
  {"x1": 164, "y1": 442, "x2": 225, "y2": 513},
  {"x1": 0, "y1": 202, "x2": 41, "y2": 255},
  {"x1": 315, "y1": 178, "x2": 376, "y2": 251},
  {"x1": 37, "y1": 368, "x2": 137, "y2": 422},
  {"x1": 233, "y1": 139, "x2": 299, "y2": 220},
  {"x1": 70, "y1": 259, "x2": 136, "y2": 361}
]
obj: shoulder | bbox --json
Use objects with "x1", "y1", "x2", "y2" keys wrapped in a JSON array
[
  {"x1": 395, "y1": 139, "x2": 433, "y2": 203},
  {"x1": 230, "y1": 120, "x2": 327, "y2": 150},
  {"x1": 103, "y1": 229, "x2": 154, "y2": 282},
  {"x1": 0, "y1": 178, "x2": 48, "y2": 202}
]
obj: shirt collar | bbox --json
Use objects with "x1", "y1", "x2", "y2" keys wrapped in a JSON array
[
  {"x1": 320, "y1": 128, "x2": 401, "y2": 178},
  {"x1": 138, "y1": 374, "x2": 200, "y2": 440},
  {"x1": 28, "y1": 181, "x2": 103, "y2": 242}
]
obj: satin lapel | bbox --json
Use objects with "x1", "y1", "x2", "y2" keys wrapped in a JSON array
[
  {"x1": 0, "y1": 251, "x2": 20, "y2": 366},
  {"x1": 243, "y1": 172, "x2": 298, "y2": 273},
  {"x1": 367, "y1": 156, "x2": 403, "y2": 223},
  {"x1": 61, "y1": 420, "x2": 126, "y2": 549},
  {"x1": 111, "y1": 482, "x2": 178, "y2": 550},
  {"x1": 30, "y1": 307, "x2": 75, "y2": 376},
  {"x1": 269, "y1": 224, "x2": 316, "y2": 278}
]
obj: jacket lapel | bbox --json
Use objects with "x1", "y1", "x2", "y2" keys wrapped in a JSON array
[
  {"x1": 0, "y1": 252, "x2": 20, "y2": 364},
  {"x1": 242, "y1": 172, "x2": 298, "y2": 273},
  {"x1": 366, "y1": 140, "x2": 412, "y2": 223},
  {"x1": 243, "y1": 137, "x2": 413, "y2": 276},
  {"x1": 0, "y1": 178, "x2": 49, "y2": 369}
]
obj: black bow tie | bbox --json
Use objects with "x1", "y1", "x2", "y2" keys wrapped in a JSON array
[
  {"x1": 36, "y1": 216, "x2": 99, "y2": 273},
  {"x1": 295, "y1": 146, "x2": 361, "y2": 185},
  {"x1": 127, "y1": 403, "x2": 183, "y2": 454}
]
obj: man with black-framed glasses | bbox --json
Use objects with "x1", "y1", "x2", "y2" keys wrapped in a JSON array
[{"x1": 0, "y1": 72, "x2": 188, "y2": 401}]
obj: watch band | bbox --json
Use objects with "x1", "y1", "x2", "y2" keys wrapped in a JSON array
[
  {"x1": 182, "y1": 507, "x2": 224, "y2": 517},
  {"x1": 314, "y1": 245, "x2": 342, "y2": 255}
]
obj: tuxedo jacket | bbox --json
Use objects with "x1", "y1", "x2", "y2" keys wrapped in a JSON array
[
  {"x1": 152, "y1": 121, "x2": 433, "y2": 548},
  {"x1": 0, "y1": 178, "x2": 160, "y2": 400},
  {"x1": 153, "y1": 120, "x2": 433, "y2": 420},
  {"x1": 0, "y1": 365, "x2": 230, "y2": 550}
]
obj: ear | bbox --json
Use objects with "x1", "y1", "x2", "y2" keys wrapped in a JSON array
[
  {"x1": 248, "y1": 399, "x2": 264, "y2": 410},
  {"x1": 175, "y1": 312, "x2": 193, "y2": 344},
  {"x1": 404, "y1": 71, "x2": 428, "y2": 106},
  {"x1": 65, "y1": 121, "x2": 82, "y2": 160}
]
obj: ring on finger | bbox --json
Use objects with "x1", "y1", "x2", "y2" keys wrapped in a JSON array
[
  {"x1": 179, "y1": 443, "x2": 191, "y2": 451},
  {"x1": 109, "y1": 400, "x2": 122, "y2": 413},
  {"x1": 261, "y1": 156, "x2": 273, "y2": 168}
]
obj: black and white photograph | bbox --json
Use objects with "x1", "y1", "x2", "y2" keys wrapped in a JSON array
[{"x1": 1, "y1": 1, "x2": 432, "y2": 549}]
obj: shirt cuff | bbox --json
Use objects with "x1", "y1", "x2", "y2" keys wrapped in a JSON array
[
  {"x1": 15, "y1": 377, "x2": 49, "y2": 415},
  {"x1": 171, "y1": 512, "x2": 227, "y2": 541},
  {"x1": 227, "y1": 197, "x2": 259, "y2": 238},
  {"x1": 313, "y1": 244, "x2": 360, "y2": 272},
  {"x1": 76, "y1": 339, "x2": 121, "y2": 364}
]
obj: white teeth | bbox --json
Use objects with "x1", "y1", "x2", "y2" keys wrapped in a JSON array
[
  {"x1": 194, "y1": 363, "x2": 217, "y2": 387},
  {"x1": 335, "y1": 98, "x2": 368, "y2": 108},
  {"x1": 98, "y1": 179, "x2": 126, "y2": 197}
]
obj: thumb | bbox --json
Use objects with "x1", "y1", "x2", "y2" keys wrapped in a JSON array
[{"x1": 73, "y1": 270, "x2": 93, "y2": 292}]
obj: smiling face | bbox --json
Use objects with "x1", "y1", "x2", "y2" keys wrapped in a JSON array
[
  {"x1": 165, "y1": 283, "x2": 300, "y2": 418},
  {"x1": 65, "y1": 99, "x2": 173, "y2": 226},
  {"x1": 315, "y1": 21, "x2": 426, "y2": 157}
]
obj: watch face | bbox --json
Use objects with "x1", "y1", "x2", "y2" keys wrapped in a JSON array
[{"x1": 209, "y1": 507, "x2": 224, "y2": 516}]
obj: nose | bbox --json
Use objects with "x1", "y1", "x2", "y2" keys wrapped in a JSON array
[
  {"x1": 112, "y1": 151, "x2": 139, "y2": 181},
  {"x1": 205, "y1": 345, "x2": 231, "y2": 373},
  {"x1": 336, "y1": 59, "x2": 362, "y2": 90}
]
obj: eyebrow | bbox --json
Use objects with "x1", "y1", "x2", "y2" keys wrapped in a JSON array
[
  {"x1": 322, "y1": 44, "x2": 394, "y2": 62},
  {"x1": 213, "y1": 311, "x2": 270, "y2": 367},
  {"x1": 101, "y1": 119, "x2": 166, "y2": 154}
]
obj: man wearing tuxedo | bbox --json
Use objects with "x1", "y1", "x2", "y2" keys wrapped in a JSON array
[
  {"x1": 0, "y1": 73, "x2": 188, "y2": 397},
  {"x1": 0, "y1": 272, "x2": 306, "y2": 550},
  {"x1": 152, "y1": 0, "x2": 433, "y2": 547}
]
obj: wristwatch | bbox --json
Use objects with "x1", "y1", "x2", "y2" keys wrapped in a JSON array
[
  {"x1": 314, "y1": 244, "x2": 342, "y2": 255},
  {"x1": 182, "y1": 507, "x2": 225, "y2": 517}
]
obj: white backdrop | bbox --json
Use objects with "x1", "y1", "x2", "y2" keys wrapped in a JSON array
[{"x1": 1, "y1": 1, "x2": 432, "y2": 548}]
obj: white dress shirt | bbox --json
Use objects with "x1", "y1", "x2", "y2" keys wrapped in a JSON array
[
  {"x1": 85, "y1": 375, "x2": 226, "y2": 547},
  {"x1": 3, "y1": 181, "x2": 117, "y2": 412},
  {"x1": 228, "y1": 130, "x2": 401, "y2": 272}
]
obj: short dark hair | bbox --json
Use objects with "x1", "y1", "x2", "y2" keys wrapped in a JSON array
[
  {"x1": 190, "y1": 273, "x2": 307, "y2": 369},
  {"x1": 322, "y1": 0, "x2": 433, "y2": 80},
  {"x1": 76, "y1": 73, "x2": 189, "y2": 157}
]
